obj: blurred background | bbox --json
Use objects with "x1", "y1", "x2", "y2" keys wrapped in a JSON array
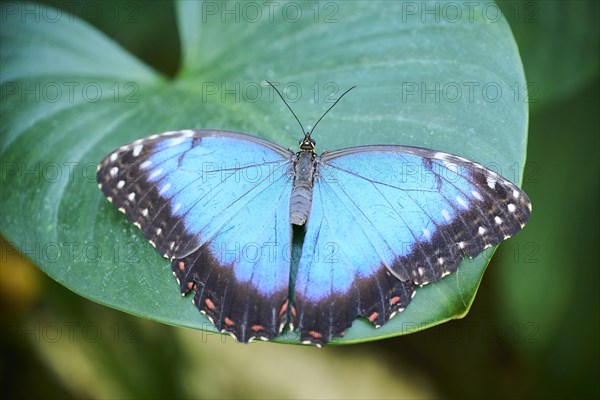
[{"x1": 1, "y1": 0, "x2": 598, "y2": 398}]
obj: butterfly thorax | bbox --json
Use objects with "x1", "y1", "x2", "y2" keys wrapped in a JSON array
[{"x1": 290, "y1": 142, "x2": 316, "y2": 226}]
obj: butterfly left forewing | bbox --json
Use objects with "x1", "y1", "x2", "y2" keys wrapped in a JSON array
[
  {"x1": 97, "y1": 129, "x2": 294, "y2": 259},
  {"x1": 97, "y1": 129, "x2": 295, "y2": 342}
]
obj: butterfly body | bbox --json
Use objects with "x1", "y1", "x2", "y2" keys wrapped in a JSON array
[
  {"x1": 290, "y1": 147, "x2": 316, "y2": 226},
  {"x1": 97, "y1": 128, "x2": 531, "y2": 346}
]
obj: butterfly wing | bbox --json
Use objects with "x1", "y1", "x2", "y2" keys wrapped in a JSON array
[
  {"x1": 97, "y1": 130, "x2": 295, "y2": 341},
  {"x1": 293, "y1": 145, "x2": 532, "y2": 346}
]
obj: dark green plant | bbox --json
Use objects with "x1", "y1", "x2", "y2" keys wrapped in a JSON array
[{"x1": 1, "y1": 1, "x2": 528, "y2": 344}]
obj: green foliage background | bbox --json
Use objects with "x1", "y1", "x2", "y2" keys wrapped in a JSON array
[
  {"x1": 1, "y1": 0, "x2": 530, "y2": 345},
  {"x1": 1, "y1": 0, "x2": 598, "y2": 398}
]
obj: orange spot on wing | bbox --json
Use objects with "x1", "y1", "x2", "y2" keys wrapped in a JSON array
[
  {"x1": 390, "y1": 296, "x2": 401, "y2": 305},
  {"x1": 205, "y1": 298, "x2": 216, "y2": 310},
  {"x1": 178, "y1": 261, "x2": 185, "y2": 271},
  {"x1": 187, "y1": 281, "x2": 194, "y2": 290},
  {"x1": 224, "y1": 317, "x2": 234, "y2": 326},
  {"x1": 290, "y1": 305, "x2": 297, "y2": 318},
  {"x1": 308, "y1": 330, "x2": 322, "y2": 339},
  {"x1": 368, "y1": 312, "x2": 379, "y2": 322},
  {"x1": 278, "y1": 299, "x2": 288, "y2": 316},
  {"x1": 251, "y1": 324, "x2": 264, "y2": 332}
]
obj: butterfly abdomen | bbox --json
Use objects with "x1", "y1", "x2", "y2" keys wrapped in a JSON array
[{"x1": 290, "y1": 151, "x2": 316, "y2": 226}]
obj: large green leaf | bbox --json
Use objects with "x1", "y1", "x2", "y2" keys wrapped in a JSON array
[
  {"x1": 498, "y1": 0, "x2": 600, "y2": 109},
  {"x1": 0, "y1": 1, "x2": 527, "y2": 344}
]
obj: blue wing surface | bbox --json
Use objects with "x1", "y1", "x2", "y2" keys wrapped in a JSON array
[
  {"x1": 293, "y1": 145, "x2": 531, "y2": 345},
  {"x1": 97, "y1": 130, "x2": 294, "y2": 341}
]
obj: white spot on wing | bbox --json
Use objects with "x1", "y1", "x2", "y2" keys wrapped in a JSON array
[
  {"x1": 486, "y1": 176, "x2": 497, "y2": 189},
  {"x1": 478, "y1": 226, "x2": 486, "y2": 235},
  {"x1": 128, "y1": 192, "x2": 135, "y2": 201},
  {"x1": 494, "y1": 216, "x2": 503, "y2": 225},
  {"x1": 109, "y1": 152, "x2": 118, "y2": 162},
  {"x1": 471, "y1": 190, "x2": 483, "y2": 201},
  {"x1": 133, "y1": 144, "x2": 143, "y2": 157},
  {"x1": 182, "y1": 130, "x2": 195, "y2": 137},
  {"x1": 110, "y1": 167, "x2": 118, "y2": 177},
  {"x1": 169, "y1": 137, "x2": 186, "y2": 146},
  {"x1": 140, "y1": 160, "x2": 152, "y2": 169},
  {"x1": 159, "y1": 182, "x2": 171, "y2": 195},
  {"x1": 117, "y1": 180, "x2": 125, "y2": 189},
  {"x1": 441, "y1": 209, "x2": 451, "y2": 221},
  {"x1": 456, "y1": 195, "x2": 468, "y2": 208},
  {"x1": 512, "y1": 189, "x2": 520, "y2": 199},
  {"x1": 149, "y1": 168, "x2": 162, "y2": 179},
  {"x1": 507, "y1": 203, "x2": 516, "y2": 213},
  {"x1": 444, "y1": 161, "x2": 458, "y2": 173}
]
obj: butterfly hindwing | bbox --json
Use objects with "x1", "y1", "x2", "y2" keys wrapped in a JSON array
[
  {"x1": 293, "y1": 178, "x2": 416, "y2": 345},
  {"x1": 172, "y1": 170, "x2": 293, "y2": 341},
  {"x1": 293, "y1": 145, "x2": 531, "y2": 345},
  {"x1": 97, "y1": 130, "x2": 295, "y2": 341}
]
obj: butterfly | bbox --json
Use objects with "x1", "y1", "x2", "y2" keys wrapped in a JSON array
[{"x1": 96, "y1": 83, "x2": 531, "y2": 346}]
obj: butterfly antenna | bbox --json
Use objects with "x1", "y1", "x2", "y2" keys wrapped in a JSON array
[
  {"x1": 266, "y1": 80, "x2": 306, "y2": 135},
  {"x1": 309, "y1": 85, "x2": 356, "y2": 136}
]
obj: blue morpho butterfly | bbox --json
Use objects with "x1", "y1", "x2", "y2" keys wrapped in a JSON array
[{"x1": 97, "y1": 82, "x2": 531, "y2": 346}]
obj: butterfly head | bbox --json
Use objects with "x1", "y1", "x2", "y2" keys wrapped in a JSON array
[
  {"x1": 299, "y1": 133, "x2": 316, "y2": 152},
  {"x1": 265, "y1": 80, "x2": 356, "y2": 154}
]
